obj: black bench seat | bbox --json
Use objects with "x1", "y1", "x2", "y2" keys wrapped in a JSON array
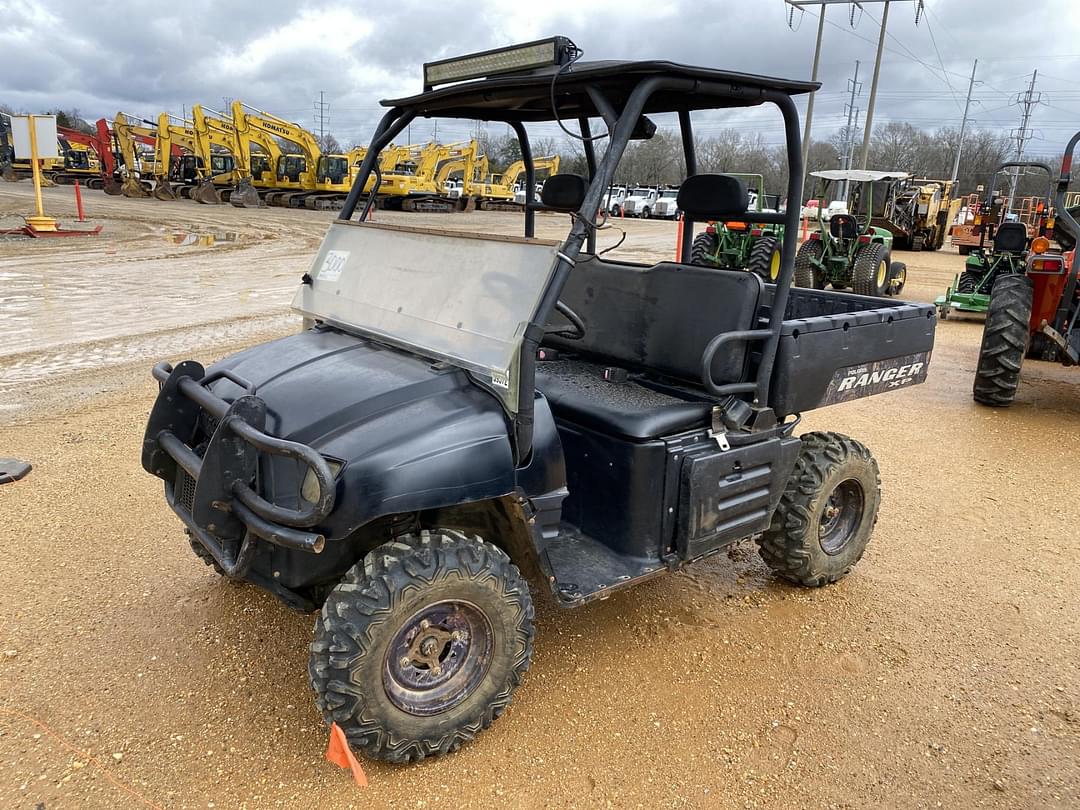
[{"x1": 536, "y1": 358, "x2": 712, "y2": 440}]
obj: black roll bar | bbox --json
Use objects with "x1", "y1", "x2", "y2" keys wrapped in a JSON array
[{"x1": 1051, "y1": 132, "x2": 1080, "y2": 333}]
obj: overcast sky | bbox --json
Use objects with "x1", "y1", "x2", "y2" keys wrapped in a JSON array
[{"x1": 2, "y1": 0, "x2": 1079, "y2": 155}]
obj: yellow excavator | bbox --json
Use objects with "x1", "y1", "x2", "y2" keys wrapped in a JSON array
[
  {"x1": 112, "y1": 112, "x2": 166, "y2": 198},
  {"x1": 191, "y1": 105, "x2": 261, "y2": 206},
  {"x1": 378, "y1": 141, "x2": 477, "y2": 212},
  {"x1": 476, "y1": 156, "x2": 560, "y2": 209}
]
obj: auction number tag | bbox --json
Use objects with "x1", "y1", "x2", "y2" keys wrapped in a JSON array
[{"x1": 317, "y1": 250, "x2": 350, "y2": 282}]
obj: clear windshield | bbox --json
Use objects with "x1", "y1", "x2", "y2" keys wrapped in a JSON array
[
  {"x1": 660, "y1": 190, "x2": 678, "y2": 198},
  {"x1": 292, "y1": 222, "x2": 560, "y2": 412},
  {"x1": 630, "y1": 188, "x2": 651, "y2": 196}
]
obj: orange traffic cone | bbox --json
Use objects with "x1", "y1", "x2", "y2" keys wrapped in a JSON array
[{"x1": 325, "y1": 722, "x2": 369, "y2": 787}]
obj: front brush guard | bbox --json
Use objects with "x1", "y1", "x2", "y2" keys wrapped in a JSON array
[{"x1": 143, "y1": 362, "x2": 336, "y2": 577}]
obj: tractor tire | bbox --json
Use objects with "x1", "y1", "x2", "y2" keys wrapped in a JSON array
[
  {"x1": 956, "y1": 271, "x2": 980, "y2": 294},
  {"x1": 973, "y1": 274, "x2": 1033, "y2": 407},
  {"x1": 690, "y1": 232, "x2": 717, "y2": 267},
  {"x1": 794, "y1": 239, "x2": 826, "y2": 288},
  {"x1": 851, "y1": 243, "x2": 890, "y2": 297},
  {"x1": 756, "y1": 432, "x2": 881, "y2": 587},
  {"x1": 747, "y1": 236, "x2": 782, "y2": 282},
  {"x1": 888, "y1": 262, "x2": 907, "y2": 296},
  {"x1": 309, "y1": 529, "x2": 534, "y2": 764}
]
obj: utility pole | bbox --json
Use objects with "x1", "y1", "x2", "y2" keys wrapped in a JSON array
[
  {"x1": 796, "y1": 3, "x2": 827, "y2": 189},
  {"x1": 859, "y1": 1, "x2": 890, "y2": 168},
  {"x1": 314, "y1": 91, "x2": 330, "y2": 147},
  {"x1": 950, "y1": 59, "x2": 978, "y2": 186},
  {"x1": 840, "y1": 60, "x2": 862, "y2": 201},
  {"x1": 1007, "y1": 70, "x2": 1040, "y2": 210}
]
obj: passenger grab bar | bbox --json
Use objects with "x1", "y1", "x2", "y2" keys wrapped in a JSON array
[{"x1": 700, "y1": 329, "x2": 773, "y2": 397}]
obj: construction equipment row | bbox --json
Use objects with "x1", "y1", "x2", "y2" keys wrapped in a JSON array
[{"x1": 1, "y1": 107, "x2": 558, "y2": 212}]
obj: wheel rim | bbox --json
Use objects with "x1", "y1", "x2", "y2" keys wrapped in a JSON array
[
  {"x1": 769, "y1": 249, "x2": 781, "y2": 280},
  {"x1": 383, "y1": 599, "x2": 494, "y2": 717},
  {"x1": 876, "y1": 259, "x2": 887, "y2": 287},
  {"x1": 819, "y1": 479, "x2": 865, "y2": 555}
]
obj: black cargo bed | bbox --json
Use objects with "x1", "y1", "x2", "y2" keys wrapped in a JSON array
[{"x1": 763, "y1": 286, "x2": 936, "y2": 416}]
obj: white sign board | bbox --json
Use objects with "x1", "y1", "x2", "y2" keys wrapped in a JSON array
[{"x1": 10, "y1": 115, "x2": 59, "y2": 159}]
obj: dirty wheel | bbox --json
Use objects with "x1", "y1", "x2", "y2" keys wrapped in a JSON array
[
  {"x1": 888, "y1": 261, "x2": 907, "y2": 295},
  {"x1": 956, "y1": 271, "x2": 980, "y2": 294},
  {"x1": 757, "y1": 432, "x2": 881, "y2": 587},
  {"x1": 747, "y1": 236, "x2": 782, "y2": 282},
  {"x1": 973, "y1": 274, "x2": 1033, "y2": 407},
  {"x1": 640, "y1": 206, "x2": 651, "y2": 219},
  {"x1": 794, "y1": 239, "x2": 825, "y2": 288},
  {"x1": 690, "y1": 232, "x2": 717, "y2": 267},
  {"x1": 852, "y1": 243, "x2": 889, "y2": 297},
  {"x1": 187, "y1": 533, "x2": 226, "y2": 576},
  {"x1": 310, "y1": 530, "x2": 534, "y2": 763}
]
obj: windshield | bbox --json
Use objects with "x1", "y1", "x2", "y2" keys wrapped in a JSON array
[
  {"x1": 293, "y1": 222, "x2": 559, "y2": 411},
  {"x1": 278, "y1": 154, "x2": 306, "y2": 181},
  {"x1": 630, "y1": 188, "x2": 651, "y2": 196},
  {"x1": 318, "y1": 155, "x2": 349, "y2": 183},
  {"x1": 660, "y1": 190, "x2": 678, "y2": 198}
]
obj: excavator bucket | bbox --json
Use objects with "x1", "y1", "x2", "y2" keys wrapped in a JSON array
[
  {"x1": 1, "y1": 163, "x2": 16, "y2": 182},
  {"x1": 230, "y1": 177, "x2": 261, "y2": 208},
  {"x1": 103, "y1": 175, "x2": 123, "y2": 195},
  {"x1": 153, "y1": 180, "x2": 178, "y2": 201},
  {"x1": 122, "y1": 176, "x2": 150, "y2": 198},
  {"x1": 191, "y1": 179, "x2": 222, "y2": 205}
]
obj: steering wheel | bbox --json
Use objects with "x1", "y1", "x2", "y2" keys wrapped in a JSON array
[{"x1": 548, "y1": 300, "x2": 586, "y2": 340}]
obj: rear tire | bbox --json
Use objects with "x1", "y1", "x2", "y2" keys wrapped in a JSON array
[
  {"x1": 852, "y1": 243, "x2": 890, "y2": 297},
  {"x1": 888, "y1": 261, "x2": 907, "y2": 295},
  {"x1": 794, "y1": 239, "x2": 825, "y2": 288},
  {"x1": 747, "y1": 236, "x2": 782, "y2": 282},
  {"x1": 956, "y1": 271, "x2": 980, "y2": 294},
  {"x1": 690, "y1": 232, "x2": 717, "y2": 267},
  {"x1": 309, "y1": 530, "x2": 534, "y2": 763},
  {"x1": 757, "y1": 432, "x2": 881, "y2": 587},
  {"x1": 973, "y1": 274, "x2": 1033, "y2": 407}
]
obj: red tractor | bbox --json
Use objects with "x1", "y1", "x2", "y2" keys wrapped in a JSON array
[{"x1": 973, "y1": 133, "x2": 1080, "y2": 406}]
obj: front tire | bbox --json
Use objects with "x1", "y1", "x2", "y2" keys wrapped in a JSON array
[
  {"x1": 747, "y1": 236, "x2": 782, "y2": 282},
  {"x1": 973, "y1": 274, "x2": 1033, "y2": 407},
  {"x1": 640, "y1": 206, "x2": 651, "y2": 219},
  {"x1": 310, "y1": 530, "x2": 534, "y2": 763},
  {"x1": 757, "y1": 432, "x2": 881, "y2": 587}
]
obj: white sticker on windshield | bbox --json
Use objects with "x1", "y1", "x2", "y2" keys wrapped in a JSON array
[{"x1": 317, "y1": 250, "x2": 349, "y2": 282}]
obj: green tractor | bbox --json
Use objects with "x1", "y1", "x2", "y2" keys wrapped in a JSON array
[
  {"x1": 795, "y1": 170, "x2": 909, "y2": 296},
  {"x1": 690, "y1": 174, "x2": 785, "y2": 281},
  {"x1": 935, "y1": 161, "x2": 1054, "y2": 320}
]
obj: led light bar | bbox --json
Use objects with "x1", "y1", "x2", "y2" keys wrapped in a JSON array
[{"x1": 423, "y1": 37, "x2": 572, "y2": 90}]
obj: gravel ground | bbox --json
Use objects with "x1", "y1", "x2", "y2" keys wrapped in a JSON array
[{"x1": 0, "y1": 183, "x2": 1077, "y2": 809}]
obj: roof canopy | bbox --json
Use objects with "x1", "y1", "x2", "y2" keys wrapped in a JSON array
[
  {"x1": 810, "y1": 170, "x2": 911, "y2": 182},
  {"x1": 383, "y1": 60, "x2": 819, "y2": 123}
]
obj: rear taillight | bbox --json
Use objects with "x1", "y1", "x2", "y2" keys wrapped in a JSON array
[
  {"x1": 858, "y1": 235, "x2": 872, "y2": 244},
  {"x1": 809, "y1": 231, "x2": 820, "y2": 241},
  {"x1": 750, "y1": 228, "x2": 763, "y2": 237},
  {"x1": 1030, "y1": 256, "x2": 1065, "y2": 274},
  {"x1": 705, "y1": 223, "x2": 716, "y2": 235}
]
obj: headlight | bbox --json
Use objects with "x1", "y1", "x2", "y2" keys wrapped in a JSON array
[{"x1": 301, "y1": 459, "x2": 343, "y2": 504}]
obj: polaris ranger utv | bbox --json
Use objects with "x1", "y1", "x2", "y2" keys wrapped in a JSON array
[{"x1": 142, "y1": 38, "x2": 936, "y2": 764}]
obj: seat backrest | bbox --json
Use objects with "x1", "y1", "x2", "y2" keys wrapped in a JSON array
[
  {"x1": 994, "y1": 221, "x2": 1028, "y2": 253},
  {"x1": 541, "y1": 174, "x2": 587, "y2": 212},
  {"x1": 677, "y1": 174, "x2": 749, "y2": 221},
  {"x1": 543, "y1": 256, "x2": 763, "y2": 387},
  {"x1": 830, "y1": 213, "x2": 858, "y2": 240}
]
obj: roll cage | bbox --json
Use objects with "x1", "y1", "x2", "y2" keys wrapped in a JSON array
[{"x1": 336, "y1": 58, "x2": 818, "y2": 462}]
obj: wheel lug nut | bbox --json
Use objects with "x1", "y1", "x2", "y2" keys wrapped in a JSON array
[
  {"x1": 451, "y1": 631, "x2": 462, "y2": 641},
  {"x1": 419, "y1": 619, "x2": 430, "y2": 630},
  {"x1": 400, "y1": 657, "x2": 411, "y2": 667},
  {"x1": 432, "y1": 666, "x2": 442, "y2": 676}
]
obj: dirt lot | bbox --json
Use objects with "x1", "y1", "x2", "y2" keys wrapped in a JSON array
[{"x1": 1, "y1": 183, "x2": 1077, "y2": 809}]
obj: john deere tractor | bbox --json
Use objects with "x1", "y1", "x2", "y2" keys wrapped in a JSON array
[
  {"x1": 691, "y1": 174, "x2": 784, "y2": 281},
  {"x1": 795, "y1": 170, "x2": 908, "y2": 296},
  {"x1": 936, "y1": 161, "x2": 1054, "y2": 320}
]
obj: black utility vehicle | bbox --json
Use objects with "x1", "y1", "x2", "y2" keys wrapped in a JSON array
[{"x1": 142, "y1": 38, "x2": 936, "y2": 763}]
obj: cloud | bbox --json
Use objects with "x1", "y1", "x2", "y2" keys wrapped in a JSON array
[{"x1": 1, "y1": 0, "x2": 1078, "y2": 154}]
